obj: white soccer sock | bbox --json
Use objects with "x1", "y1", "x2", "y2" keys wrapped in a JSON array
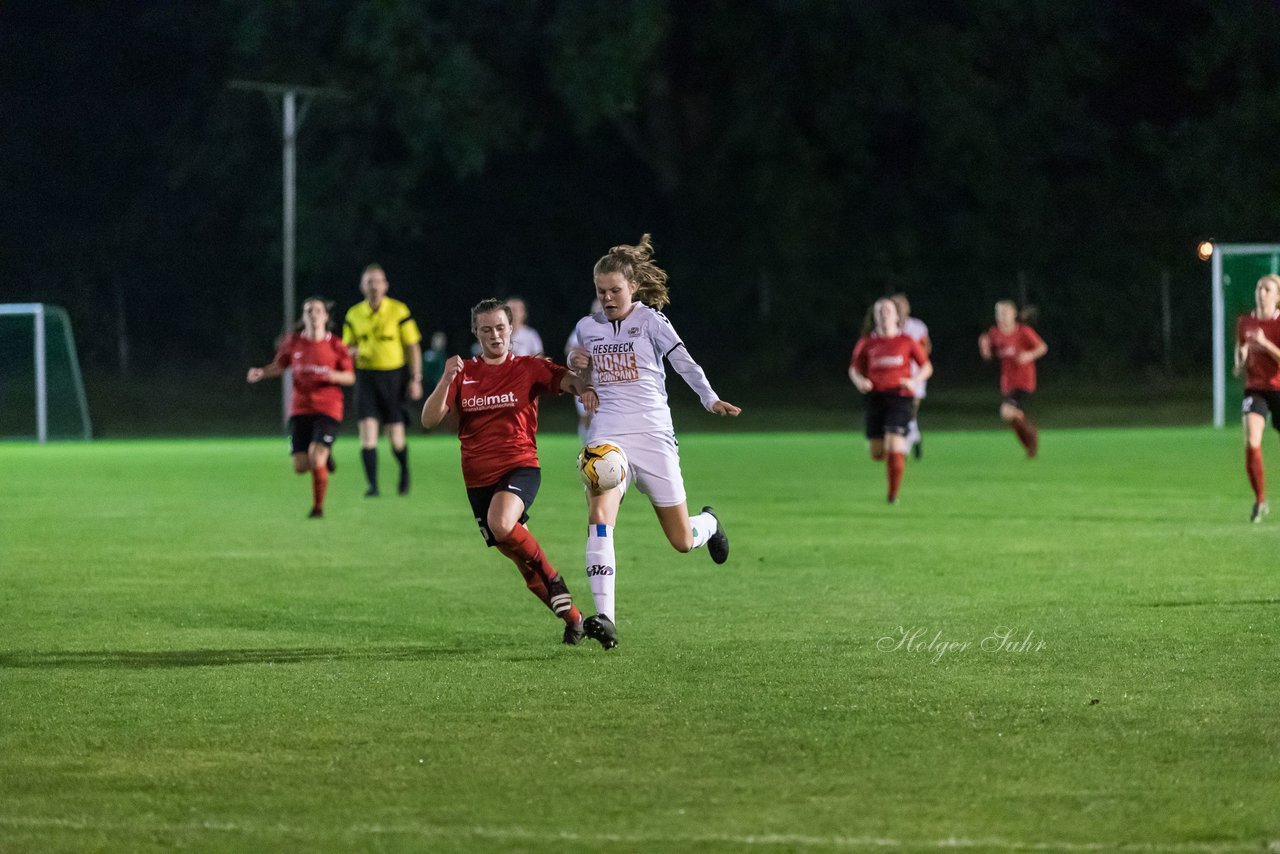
[
  {"x1": 586, "y1": 523, "x2": 616, "y2": 623},
  {"x1": 688, "y1": 511, "x2": 718, "y2": 550},
  {"x1": 906, "y1": 419, "x2": 921, "y2": 447}
]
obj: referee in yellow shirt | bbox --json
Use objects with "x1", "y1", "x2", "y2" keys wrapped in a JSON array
[{"x1": 343, "y1": 264, "x2": 423, "y2": 496}]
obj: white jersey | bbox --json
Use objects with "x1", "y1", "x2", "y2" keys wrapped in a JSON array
[
  {"x1": 510, "y1": 325, "x2": 544, "y2": 357},
  {"x1": 572, "y1": 303, "x2": 719, "y2": 439},
  {"x1": 902, "y1": 316, "x2": 930, "y2": 397},
  {"x1": 903, "y1": 317, "x2": 929, "y2": 343}
]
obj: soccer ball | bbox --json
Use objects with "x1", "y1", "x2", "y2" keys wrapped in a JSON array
[{"x1": 578, "y1": 443, "x2": 628, "y2": 491}]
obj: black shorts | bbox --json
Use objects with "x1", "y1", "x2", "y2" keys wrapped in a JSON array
[
  {"x1": 1243, "y1": 389, "x2": 1280, "y2": 430},
  {"x1": 1002, "y1": 389, "x2": 1033, "y2": 411},
  {"x1": 288, "y1": 414, "x2": 340, "y2": 455},
  {"x1": 864, "y1": 392, "x2": 914, "y2": 439},
  {"x1": 466, "y1": 467, "x2": 541, "y2": 547},
  {"x1": 354, "y1": 368, "x2": 411, "y2": 425}
]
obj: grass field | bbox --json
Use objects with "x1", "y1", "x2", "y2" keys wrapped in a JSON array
[{"x1": 1, "y1": 427, "x2": 1277, "y2": 852}]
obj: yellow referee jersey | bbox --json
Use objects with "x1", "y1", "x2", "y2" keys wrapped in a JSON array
[{"x1": 343, "y1": 297, "x2": 422, "y2": 370}]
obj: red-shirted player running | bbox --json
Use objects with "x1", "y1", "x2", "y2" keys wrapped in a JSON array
[
  {"x1": 849, "y1": 298, "x2": 933, "y2": 503},
  {"x1": 421, "y1": 298, "x2": 592, "y2": 644},
  {"x1": 978, "y1": 300, "x2": 1047, "y2": 458},
  {"x1": 247, "y1": 297, "x2": 355, "y2": 518},
  {"x1": 1234, "y1": 274, "x2": 1280, "y2": 523}
]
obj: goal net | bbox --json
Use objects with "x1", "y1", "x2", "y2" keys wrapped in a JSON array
[{"x1": 0, "y1": 304, "x2": 92, "y2": 442}]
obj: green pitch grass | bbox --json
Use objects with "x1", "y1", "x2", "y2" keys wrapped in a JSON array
[{"x1": 1, "y1": 428, "x2": 1277, "y2": 852}]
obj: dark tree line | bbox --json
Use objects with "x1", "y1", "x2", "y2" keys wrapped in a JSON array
[{"x1": 3, "y1": 1, "x2": 1279, "y2": 395}]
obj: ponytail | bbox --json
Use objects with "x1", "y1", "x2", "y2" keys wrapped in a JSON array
[{"x1": 593, "y1": 233, "x2": 671, "y2": 309}]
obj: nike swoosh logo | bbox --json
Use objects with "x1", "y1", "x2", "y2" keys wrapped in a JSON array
[
  {"x1": 509, "y1": 486, "x2": 522, "y2": 492},
  {"x1": 462, "y1": 380, "x2": 479, "y2": 384}
]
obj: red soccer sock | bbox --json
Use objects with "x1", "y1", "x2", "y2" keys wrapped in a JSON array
[
  {"x1": 1011, "y1": 416, "x2": 1037, "y2": 456},
  {"x1": 499, "y1": 524, "x2": 584, "y2": 622},
  {"x1": 1246, "y1": 446, "x2": 1265, "y2": 502},
  {"x1": 886, "y1": 452, "x2": 905, "y2": 502},
  {"x1": 311, "y1": 466, "x2": 329, "y2": 511},
  {"x1": 502, "y1": 524, "x2": 557, "y2": 581},
  {"x1": 498, "y1": 525, "x2": 555, "y2": 600},
  {"x1": 498, "y1": 545, "x2": 551, "y2": 605}
]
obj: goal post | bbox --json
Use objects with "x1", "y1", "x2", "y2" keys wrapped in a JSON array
[
  {"x1": 1211, "y1": 244, "x2": 1280, "y2": 428},
  {"x1": 0, "y1": 303, "x2": 93, "y2": 442}
]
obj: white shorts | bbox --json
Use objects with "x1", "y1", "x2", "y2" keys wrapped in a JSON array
[{"x1": 596, "y1": 431, "x2": 686, "y2": 508}]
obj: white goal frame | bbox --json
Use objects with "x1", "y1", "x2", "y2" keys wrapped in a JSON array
[
  {"x1": 1211, "y1": 244, "x2": 1280, "y2": 428},
  {"x1": 0, "y1": 303, "x2": 93, "y2": 442}
]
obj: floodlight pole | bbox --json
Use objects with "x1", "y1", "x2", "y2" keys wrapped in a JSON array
[{"x1": 228, "y1": 80, "x2": 349, "y2": 424}]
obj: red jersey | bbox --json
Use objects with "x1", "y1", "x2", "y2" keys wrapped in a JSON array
[
  {"x1": 985, "y1": 324, "x2": 1045, "y2": 395},
  {"x1": 272, "y1": 332, "x2": 352, "y2": 420},
  {"x1": 447, "y1": 354, "x2": 568, "y2": 488},
  {"x1": 850, "y1": 333, "x2": 929, "y2": 396},
  {"x1": 1236, "y1": 312, "x2": 1280, "y2": 391}
]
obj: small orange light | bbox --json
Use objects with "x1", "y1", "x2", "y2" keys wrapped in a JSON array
[{"x1": 1197, "y1": 240, "x2": 1214, "y2": 261}]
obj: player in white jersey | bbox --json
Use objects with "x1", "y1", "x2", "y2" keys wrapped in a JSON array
[
  {"x1": 564, "y1": 299, "x2": 602, "y2": 444},
  {"x1": 568, "y1": 234, "x2": 741, "y2": 650},
  {"x1": 506, "y1": 296, "x2": 545, "y2": 357},
  {"x1": 892, "y1": 293, "x2": 931, "y2": 459}
]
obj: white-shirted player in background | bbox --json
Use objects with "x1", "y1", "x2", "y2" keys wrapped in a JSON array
[
  {"x1": 568, "y1": 234, "x2": 741, "y2": 650},
  {"x1": 564, "y1": 298, "x2": 603, "y2": 445},
  {"x1": 892, "y1": 293, "x2": 931, "y2": 459},
  {"x1": 506, "y1": 296, "x2": 545, "y2": 357}
]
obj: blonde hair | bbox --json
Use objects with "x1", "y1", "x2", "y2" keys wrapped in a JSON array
[{"x1": 593, "y1": 233, "x2": 670, "y2": 309}]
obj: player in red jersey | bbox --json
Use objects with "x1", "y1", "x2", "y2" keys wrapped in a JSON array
[
  {"x1": 247, "y1": 297, "x2": 355, "y2": 518},
  {"x1": 1234, "y1": 274, "x2": 1280, "y2": 522},
  {"x1": 978, "y1": 300, "x2": 1047, "y2": 458},
  {"x1": 849, "y1": 297, "x2": 932, "y2": 503},
  {"x1": 421, "y1": 298, "x2": 592, "y2": 644}
]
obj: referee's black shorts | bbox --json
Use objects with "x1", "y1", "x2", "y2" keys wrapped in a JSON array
[{"x1": 355, "y1": 368, "x2": 411, "y2": 425}]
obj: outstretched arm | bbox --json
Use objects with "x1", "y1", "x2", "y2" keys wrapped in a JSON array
[
  {"x1": 246, "y1": 362, "x2": 284, "y2": 383},
  {"x1": 667, "y1": 344, "x2": 739, "y2": 416},
  {"x1": 565, "y1": 348, "x2": 598, "y2": 413},
  {"x1": 559, "y1": 371, "x2": 601, "y2": 415},
  {"x1": 559, "y1": 371, "x2": 590, "y2": 396}
]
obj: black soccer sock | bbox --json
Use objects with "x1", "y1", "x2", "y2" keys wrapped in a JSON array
[
  {"x1": 393, "y1": 445, "x2": 409, "y2": 490},
  {"x1": 361, "y1": 448, "x2": 378, "y2": 491}
]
